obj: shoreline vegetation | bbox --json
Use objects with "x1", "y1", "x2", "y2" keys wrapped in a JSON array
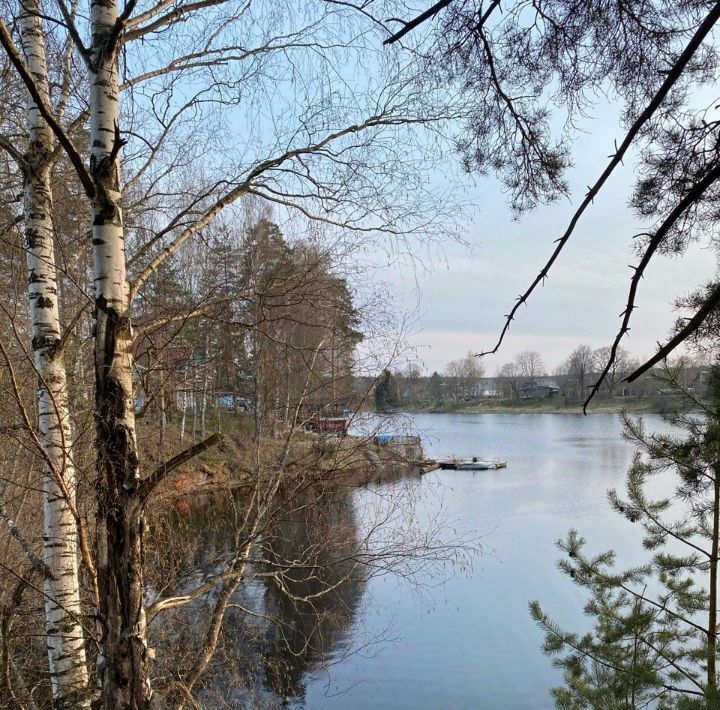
[
  {"x1": 152, "y1": 416, "x2": 424, "y2": 505},
  {"x1": 396, "y1": 395, "x2": 691, "y2": 415},
  {"x1": 368, "y1": 356, "x2": 711, "y2": 418}
]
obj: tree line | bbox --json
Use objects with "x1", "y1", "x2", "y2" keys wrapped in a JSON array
[{"x1": 372, "y1": 346, "x2": 711, "y2": 410}]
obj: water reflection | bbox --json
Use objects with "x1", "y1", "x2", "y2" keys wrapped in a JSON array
[
  {"x1": 151, "y1": 480, "x2": 370, "y2": 706},
  {"x1": 300, "y1": 413, "x2": 676, "y2": 709},
  {"x1": 150, "y1": 413, "x2": 667, "y2": 708},
  {"x1": 260, "y1": 489, "x2": 365, "y2": 701}
]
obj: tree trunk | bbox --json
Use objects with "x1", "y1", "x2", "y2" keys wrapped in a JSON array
[
  {"x1": 89, "y1": 1, "x2": 152, "y2": 705},
  {"x1": 200, "y1": 360, "x2": 208, "y2": 440},
  {"x1": 180, "y1": 364, "x2": 188, "y2": 445},
  {"x1": 19, "y1": 2, "x2": 90, "y2": 705},
  {"x1": 191, "y1": 383, "x2": 198, "y2": 444},
  {"x1": 158, "y1": 351, "x2": 166, "y2": 460},
  {"x1": 708, "y1": 463, "x2": 719, "y2": 703}
]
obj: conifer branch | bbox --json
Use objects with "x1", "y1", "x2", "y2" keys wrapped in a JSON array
[{"x1": 478, "y1": 2, "x2": 720, "y2": 360}]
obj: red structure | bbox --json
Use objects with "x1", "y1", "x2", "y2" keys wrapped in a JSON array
[{"x1": 306, "y1": 415, "x2": 349, "y2": 435}]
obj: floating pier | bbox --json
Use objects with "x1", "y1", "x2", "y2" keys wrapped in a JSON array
[{"x1": 437, "y1": 457, "x2": 507, "y2": 471}]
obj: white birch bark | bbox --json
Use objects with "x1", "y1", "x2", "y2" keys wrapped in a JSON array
[
  {"x1": 159, "y1": 354, "x2": 166, "y2": 460},
  {"x1": 89, "y1": 0, "x2": 153, "y2": 704},
  {"x1": 192, "y1": 383, "x2": 198, "y2": 444},
  {"x1": 180, "y1": 364, "x2": 188, "y2": 444},
  {"x1": 18, "y1": 1, "x2": 90, "y2": 705},
  {"x1": 200, "y1": 331, "x2": 209, "y2": 440}
]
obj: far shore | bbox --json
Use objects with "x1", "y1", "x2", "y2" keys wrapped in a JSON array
[{"x1": 393, "y1": 396, "x2": 694, "y2": 416}]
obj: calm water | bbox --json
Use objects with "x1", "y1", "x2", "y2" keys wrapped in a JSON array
[{"x1": 295, "y1": 412, "x2": 673, "y2": 709}]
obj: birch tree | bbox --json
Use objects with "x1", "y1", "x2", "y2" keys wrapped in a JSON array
[
  {"x1": 0, "y1": 4, "x2": 92, "y2": 705},
  {"x1": 0, "y1": 1, "x2": 462, "y2": 705}
]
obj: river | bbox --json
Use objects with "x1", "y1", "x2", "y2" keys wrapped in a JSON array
[
  {"x1": 172, "y1": 411, "x2": 675, "y2": 707},
  {"x1": 292, "y1": 411, "x2": 673, "y2": 709}
]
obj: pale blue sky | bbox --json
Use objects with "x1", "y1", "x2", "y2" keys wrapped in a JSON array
[{"x1": 377, "y1": 100, "x2": 716, "y2": 376}]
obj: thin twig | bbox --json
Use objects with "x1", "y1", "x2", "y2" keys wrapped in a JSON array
[{"x1": 477, "y1": 2, "x2": 720, "y2": 359}]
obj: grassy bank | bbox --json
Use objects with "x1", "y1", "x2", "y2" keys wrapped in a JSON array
[
  {"x1": 145, "y1": 413, "x2": 420, "y2": 505},
  {"x1": 400, "y1": 396, "x2": 683, "y2": 415}
]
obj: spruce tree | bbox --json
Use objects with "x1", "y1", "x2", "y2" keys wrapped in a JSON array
[
  {"x1": 374, "y1": 369, "x2": 400, "y2": 411},
  {"x1": 430, "y1": 371, "x2": 444, "y2": 404},
  {"x1": 531, "y1": 364, "x2": 720, "y2": 708}
]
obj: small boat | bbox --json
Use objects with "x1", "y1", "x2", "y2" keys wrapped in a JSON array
[{"x1": 438, "y1": 457, "x2": 507, "y2": 471}]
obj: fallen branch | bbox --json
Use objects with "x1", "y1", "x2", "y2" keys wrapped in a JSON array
[{"x1": 138, "y1": 432, "x2": 224, "y2": 503}]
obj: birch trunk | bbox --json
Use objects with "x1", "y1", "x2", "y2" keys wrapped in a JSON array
[
  {"x1": 200, "y1": 367, "x2": 208, "y2": 440},
  {"x1": 192, "y1": 386, "x2": 198, "y2": 444},
  {"x1": 200, "y1": 329, "x2": 210, "y2": 440},
  {"x1": 89, "y1": 1, "x2": 152, "y2": 705},
  {"x1": 159, "y1": 356, "x2": 166, "y2": 461},
  {"x1": 18, "y1": 2, "x2": 90, "y2": 705}
]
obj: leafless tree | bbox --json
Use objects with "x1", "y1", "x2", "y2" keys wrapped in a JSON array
[
  {"x1": 592, "y1": 346, "x2": 632, "y2": 396},
  {"x1": 498, "y1": 361, "x2": 522, "y2": 402},
  {"x1": 562, "y1": 345, "x2": 597, "y2": 400},
  {"x1": 516, "y1": 350, "x2": 545, "y2": 396},
  {"x1": 0, "y1": 0, "x2": 471, "y2": 705},
  {"x1": 445, "y1": 350, "x2": 484, "y2": 397}
]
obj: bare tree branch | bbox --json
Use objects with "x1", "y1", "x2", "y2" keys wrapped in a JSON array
[
  {"x1": 384, "y1": 0, "x2": 454, "y2": 45},
  {"x1": 123, "y1": 0, "x2": 235, "y2": 44},
  {"x1": 129, "y1": 110, "x2": 428, "y2": 300},
  {"x1": 53, "y1": 0, "x2": 90, "y2": 62},
  {"x1": 477, "y1": 2, "x2": 720, "y2": 359},
  {"x1": 138, "y1": 432, "x2": 223, "y2": 502},
  {"x1": 0, "y1": 502, "x2": 54, "y2": 580},
  {"x1": 0, "y1": 18, "x2": 95, "y2": 197}
]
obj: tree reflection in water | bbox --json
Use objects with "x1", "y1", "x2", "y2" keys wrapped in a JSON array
[
  {"x1": 260, "y1": 487, "x2": 365, "y2": 701},
  {"x1": 149, "y1": 482, "x2": 368, "y2": 707},
  {"x1": 146, "y1": 454, "x2": 469, "y2": 709}
]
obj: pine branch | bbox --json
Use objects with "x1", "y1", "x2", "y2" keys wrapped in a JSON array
[
  {"x1": 626, "y1": 283, "x2": 720, "y2": 382},
  {"x1": 585, "y1": 161, "x2": 720, "y2": 411},
  {"x1": 477, "y1": 2, "x2": 720, "y2": 360}
]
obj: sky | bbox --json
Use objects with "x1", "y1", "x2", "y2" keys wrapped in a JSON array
[{"x1": 372, "y1": 101, "x2": 717, "y2": 377}]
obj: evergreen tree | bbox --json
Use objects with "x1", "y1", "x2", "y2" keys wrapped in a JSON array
[
  {"x1": 430, "y1": 371, "x2": 443, "y2": 404},
  {"x1": 531, "y1": 364, "x2": 720, "y2": 708},
  {"x1": 374, "y1": 370, "x2": 400, "y2": 411}
]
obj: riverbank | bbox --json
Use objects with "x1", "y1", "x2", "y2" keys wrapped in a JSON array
[
  {"x1": 147, "y1": 419, "x2": 423, "y2": 505},
  {"x1": 400, "y1": 396, "x2": 685, "y2": 415}
]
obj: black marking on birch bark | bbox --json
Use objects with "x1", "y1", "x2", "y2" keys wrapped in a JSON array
[
  {"x1": 92, "y1": 196, "x2": 121, "y2": 224},
  {"x1": 26, "y1": 229, "x2": 38, "y2": 250},
  {"x1": 36, "y1": 294, "x2": 53, "y2": 308}
]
